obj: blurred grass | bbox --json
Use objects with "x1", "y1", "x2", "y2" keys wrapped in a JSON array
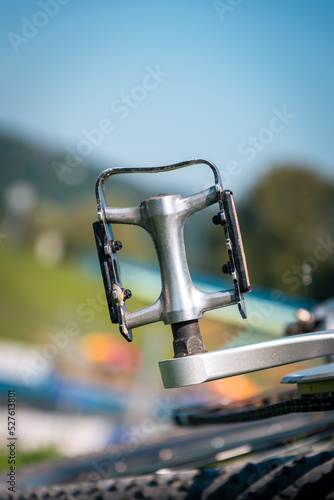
[
  {"x1": 0, "y1": 243, "x2": 100, "y2": 342},
  {"x1": 0, "y1": 243, "x2": 146, "y2": 345},
  {"x1": 0, "y1": 444, "x2": 61, "y2": 472}
]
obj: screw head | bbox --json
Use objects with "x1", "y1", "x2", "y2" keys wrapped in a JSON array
[
  {"x1": 222, "y1": 262, "x2": 232, "y2": 275},
  {"x1": 123, "y1": 289, "x2": 132, "y2": 300},
  {"x1": 212, "y1": 214, "x2": 221, "y2": 225},
  {"x1": 113, "y1": 240, "x2": 123, "y2": 251}
]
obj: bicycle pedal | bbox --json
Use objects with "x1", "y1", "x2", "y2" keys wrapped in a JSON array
[{"x1": 93, "y1": 159, "x2": 252, "y2": 383}]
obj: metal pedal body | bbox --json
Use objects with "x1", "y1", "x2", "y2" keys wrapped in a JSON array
[{"x1": 94, "y1": 159, "x2": 250, "y2": 350}]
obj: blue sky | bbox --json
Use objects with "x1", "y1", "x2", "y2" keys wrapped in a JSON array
[{"x1": 0, "y1": 0, "x2": 333, "y2": 196}]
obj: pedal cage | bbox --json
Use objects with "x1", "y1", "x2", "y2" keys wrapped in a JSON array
[
  {"x1": 93, "y1": 220, "x2": 132, "y2": 341},
  {"x1": 93, "y1": 159, "x2": 251, "y2": 345},
  {"x1": 215, "y1": 189, "x2": 251, "y2": 319}
]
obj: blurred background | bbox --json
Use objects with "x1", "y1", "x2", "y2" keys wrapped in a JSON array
[{"x1": 0, "y1": 0, "x2": 333, "y2": 472}]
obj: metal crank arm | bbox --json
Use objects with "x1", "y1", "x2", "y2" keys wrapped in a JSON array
[{"x1": 159, "y1": 330, "x2": 334, "y2": 388}]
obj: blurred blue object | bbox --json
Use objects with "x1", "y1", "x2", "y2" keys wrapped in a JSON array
[{"x1": 0, "y1": 369, "x2": 124, "y2": 415}]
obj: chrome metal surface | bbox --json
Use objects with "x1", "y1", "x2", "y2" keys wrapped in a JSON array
[
  {"x1": 106, "y1": 188, "x2": 237, "y2": 327},
  {"x1": 281, "y1": 362, "x2": 334, "y2": 383},
  {"x1": 95, "y1": 159, "x2": 247, "y2": 337},
  {"x1": 95, "y1": 159, "x2": 222, "y2": 215},
  {"x1": 159, "y1": 330, "x2": 334, "y2": 388}
]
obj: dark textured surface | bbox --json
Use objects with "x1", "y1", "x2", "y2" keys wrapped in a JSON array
[
  {"x1": 7, "y1": 409, "x2": 334, "y2": 491},
  {"x1": 171, "y1": 320, "x2": 207, "y2": 357},
  {"x1": 4, "y1": 446, "x2": 334, "y2": 500}
]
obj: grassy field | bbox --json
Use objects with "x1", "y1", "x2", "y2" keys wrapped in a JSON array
[
  {"x1": 0, "y1": 242, "x2": 232, "y2": 350},
  {"x1": 0, "y1": 445, "x2": 61, "y2": 473},
  {"x1": 0, "y1": 243, "x2": 108, "y2": 343},
  {"x1": 0, "y1": 243, "x2": 147, "y2": 344}
]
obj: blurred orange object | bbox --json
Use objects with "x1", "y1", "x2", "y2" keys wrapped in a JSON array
[
  {"x1": 80, "y1": 332, "x2": 140, "y2": 372},
  {"x1": 207, "y1": 375, "x2": 260, "y2": 402}
]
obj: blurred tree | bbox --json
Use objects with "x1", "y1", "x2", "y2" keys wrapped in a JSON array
[
  {"x1": 235, "y1": 166, "x2": 334, "y2": 301},
  {"x1": 0, "y1": 131, "x2": 154, "y2": 259}
]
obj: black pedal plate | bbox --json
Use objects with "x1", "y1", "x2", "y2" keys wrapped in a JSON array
[
  {"x1": 222, "y1": 190, "x2": 251, "y2": 294},
  {"x1": 93, "y1": 221, "x2": 119, "y2": 324}
]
